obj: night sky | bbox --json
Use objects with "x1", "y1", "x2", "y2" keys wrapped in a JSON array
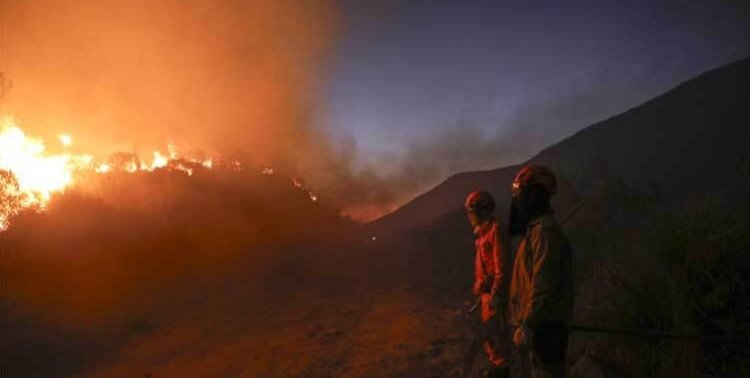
[{"x1": 328, "y1": 0, "x2": 750, "y2": 178}]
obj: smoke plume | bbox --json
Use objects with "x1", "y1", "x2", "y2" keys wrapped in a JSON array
[{"x1": 1, "y1": 0, "x2": 338, "y2": 173}]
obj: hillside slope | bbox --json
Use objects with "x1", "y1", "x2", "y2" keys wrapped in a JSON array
[
  {"x1": 364, "y1": 57, "x2": 750, "y2": 376},
  {"x1": 370, "y1": 57, "x2": 750, "y2": 235}
]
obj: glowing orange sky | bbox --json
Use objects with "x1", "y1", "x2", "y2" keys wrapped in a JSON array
[{"x1": 1, "y1": 0, "x2": 338, "y2": 168}]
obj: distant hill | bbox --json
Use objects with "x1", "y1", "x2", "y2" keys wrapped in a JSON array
[{"x1": 369, "y1": 57, "x2": 750, "y2": 236}]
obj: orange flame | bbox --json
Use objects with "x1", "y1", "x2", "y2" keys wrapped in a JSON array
[
  {"x1": 0, "y1": 116, "x2": 319, "y2": 229},
  {"x1": 0, "y1": 118, "x2": 92, "y2": 209}
]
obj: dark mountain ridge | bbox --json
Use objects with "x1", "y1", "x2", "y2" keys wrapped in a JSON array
[{"x1": 370, "y1": 57, "x2": 750, "y2": 236}]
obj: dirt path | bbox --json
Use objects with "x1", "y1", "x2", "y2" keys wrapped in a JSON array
[{"x1": 80, "y1": 285, "x2": 481, "y2": 377}]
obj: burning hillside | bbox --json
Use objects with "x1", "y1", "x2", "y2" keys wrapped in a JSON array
[
  {"x1": 0, "y1": 117, "x2": 322, "y2": 229},
  {"x1": 1, "y1": 120, "x2": 355, "y2": 376},
  {"x1": 0, "y1": 115, "x2": 464, "y2": 378}
]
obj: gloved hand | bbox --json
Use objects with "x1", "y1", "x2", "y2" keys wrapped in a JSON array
[
  {"x1": 473, "y1": 278, "x2": 494, "y2": 295},
  {"x1": 481, "y1": 278, "x2": 494, "y2": 294},
  {"x1": 513, "y1": 323, "x2": 533, "y2": 347},
  {"x1": 473, "y1": 279, "x2": 486, "y2": 295}
]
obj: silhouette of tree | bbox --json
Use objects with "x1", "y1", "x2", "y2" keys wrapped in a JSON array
[{"x1": 0, "y1": 169, "x2": 22, "y2": 226}]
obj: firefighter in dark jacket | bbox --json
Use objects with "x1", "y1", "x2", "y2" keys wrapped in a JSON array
[
  {"x1": 465, "y1": 190, "x2": 512, "y2": 378},
  {"x1": 508, "y1": 165, "x2": 573, "y2": 378}
]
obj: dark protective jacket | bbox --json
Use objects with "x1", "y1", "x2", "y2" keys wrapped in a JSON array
[{"x1": 508, "y1": 212, "x2": 573, "y2": 327}]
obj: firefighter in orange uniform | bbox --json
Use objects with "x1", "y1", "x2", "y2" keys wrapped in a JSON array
[{"x1": 465, "y1": 190, "x2": 512, "y2": 378}]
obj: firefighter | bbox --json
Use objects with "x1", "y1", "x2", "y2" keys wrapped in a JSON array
[
  {"x1": 465, "y1": 190, "x2": 512, "y2": 378},
  {"x1": 508, "y1": 165, "x2": 573, "y2": 378}
]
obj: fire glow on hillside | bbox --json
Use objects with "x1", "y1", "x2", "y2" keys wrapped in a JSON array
[
  {"x1": 0, "y1": 117, "x2": 91, "y2": 208},
  {"x1": 0, "y1": 117, "x2": 319, "y2": 228}
]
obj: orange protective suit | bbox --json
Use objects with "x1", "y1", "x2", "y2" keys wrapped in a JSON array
[{"x1": 473, "y1": 217, "x2": 512, "y2": 368}]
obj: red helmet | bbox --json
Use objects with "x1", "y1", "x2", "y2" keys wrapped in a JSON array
[
  {"x1": 465, "y1": 190, "x2": 495, "y2": 214},
  {"x1": 512, "y1": 165, "x2": 557, "y2": 197}
]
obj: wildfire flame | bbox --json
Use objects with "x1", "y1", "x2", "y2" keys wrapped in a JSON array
[
  {"x1": 0, "y1": 117, "x2": 319, "y2": 229},
  {"x1": 0, "y1": 118, "x2": 91, "y2": 209}
]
